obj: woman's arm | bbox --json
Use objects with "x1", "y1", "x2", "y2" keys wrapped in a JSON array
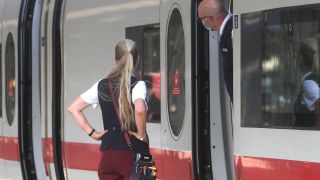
[
  {"x1": 67, "y1": 97, "x2": 107, "y2": 140},
  {"x1": 131, "y1": 99, "x2": 148, "y2": 142},
  {"x1": 130, "y1": 81, "x2": 148, "y2": 142}
]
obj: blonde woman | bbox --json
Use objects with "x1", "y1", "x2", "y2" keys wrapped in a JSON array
[{"x1": 68, "y1": 39, "x2": 148, "y2": 180}]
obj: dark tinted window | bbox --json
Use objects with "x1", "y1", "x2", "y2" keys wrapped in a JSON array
[
  {"x1": 143, "y1": 26, "x2": 161, "y2": 123},
  {"x1": 126, "y1": 24, "x2": 161, "y2": 123},
  {"x1": 5, "y1": 33, "x2": 15, "y2": 126},
  {"x1": 167, "y1": 8, "x2": 185, "y2": 136},
  {"x1": 241, "y1": 4, "x2": 320, "y2": 129}
]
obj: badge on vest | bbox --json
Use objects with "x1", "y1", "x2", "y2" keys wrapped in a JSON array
[{"x1": 222, "y1": 48, "x2": 228, "y2": 52}]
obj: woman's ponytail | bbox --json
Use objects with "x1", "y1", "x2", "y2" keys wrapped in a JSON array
[
  {"x1": 107, "y1": 39, "x2": 138, "y2": 131},
  {"x1": 118, "y1": 52, "x2": 134, "y2": 130}
]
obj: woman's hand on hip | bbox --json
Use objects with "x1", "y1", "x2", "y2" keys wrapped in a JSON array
[
  {"x1": 129, "y1": 131, "x2": 148, "y2": 143},
  {"x1": 91, "y1": 130, "x2": 108, "y2": 140}
]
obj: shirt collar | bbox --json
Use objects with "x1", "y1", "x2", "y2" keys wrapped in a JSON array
[
  {"x1": 301, "y1": 71, "x2": 312, "y2": 82},
  {"x1": 219, "y1": 13, "x2": 233, "y2": 35}
]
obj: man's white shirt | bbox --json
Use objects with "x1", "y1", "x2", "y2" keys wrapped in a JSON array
[{"x1": 300, "y1": 72, "x2": 320, "y2": 111}]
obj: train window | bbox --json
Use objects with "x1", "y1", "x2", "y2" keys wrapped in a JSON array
[
  {"x1": 167, "y1": 8, "x2": 185, "y2": 137},
  {"x1": 143, "y1": 26, "x2": 161, "y2": 123},
  {"x1": 5, "y1": 33, "x2": 15, "y2": 126},
  {"x1": 241, "y1": 4, "x2": 320, "y2": 130},
  {"x1": 126, "y1": 24, "x2": 161, "y2": 123}
]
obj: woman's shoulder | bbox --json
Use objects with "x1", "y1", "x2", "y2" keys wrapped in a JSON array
[
  {"x1": 97, "y1": 78, "x2": 108, "y2": 86},
  {"x1": 130, "y1": 76, "x2": 147, "y2": 85},
  {"x1": 131, "y1": 75, "x2": 139, "y2": 86}
]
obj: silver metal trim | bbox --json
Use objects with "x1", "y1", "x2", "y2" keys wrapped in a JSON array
[{"x1": 32, "y1": 0, "x2": 47, "y2": 179}]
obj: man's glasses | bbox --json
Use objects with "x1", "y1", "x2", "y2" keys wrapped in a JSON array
[
  {"x1": 199, "y1": 10, "x2": 221, "y2": 26},
  {"x1": 200, "y1": 16, "x2": 214, "y2": 27},
  {"x1": 200, "y1": 16, "x2": 211, "y2": 21}
]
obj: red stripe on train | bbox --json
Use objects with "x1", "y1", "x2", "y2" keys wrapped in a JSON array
[
  {"x1": 0, "y1": 136, "x2": 193, "y2": 180},
  {"x1": 235, "y1": 155, "x2": 320, "y2": 180},
  {"x1": 0, "y1": 136, "x2": 20, "y2": 161},
  {"x1": 3, "y1": 136, "x2": 320, "y2": 179}
]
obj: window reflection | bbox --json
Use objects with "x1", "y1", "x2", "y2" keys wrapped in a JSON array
[
  {"x1": 143, "y1": 26, "x2": 161, "y2": 123},
  {"x1": 241, "y1": 4, "x2": 320, "y2": 129},
  {"x1": 126, "y1": 24, "x2": 161, "y2": 123}
]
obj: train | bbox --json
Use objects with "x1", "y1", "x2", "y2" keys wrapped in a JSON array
[{"x1": 0, "y1": 0, "x2": 320, "y2": 180}]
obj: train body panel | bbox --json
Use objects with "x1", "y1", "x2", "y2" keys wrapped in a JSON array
[
  {"x1": 159, "y1": 0, "x2": 192, "y2": 151},
  {"x1": 4, "y1": 0, "x2": 320, "y2": 179},
  {"x1": 0, "y1": 0, "x2": 5, "y2": 178},
  {"x1": 1, "y1": 0, "x2": 21, "y2": 179},
  {"x1": 235, "y1": 0, "x2": 320, "y2": 14},
  {"x1": 159, "y1": 1, "x2": 193, "y2": 179},
  {"x1": 234, "y1": 0, "x2": 320, "y2": 179}
]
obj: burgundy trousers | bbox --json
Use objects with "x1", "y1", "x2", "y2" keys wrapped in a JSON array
[{"x1": 98, "y1": 149, "x2": 132, "y2": 180}]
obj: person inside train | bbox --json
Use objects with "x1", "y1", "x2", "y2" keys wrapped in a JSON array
[
  {"x1": 67, "y1": 39, "x2": 149, "y2": 180},
  {"x1": 198, "y1": 0, "x2": 233, "y2": 102},
  {"x1": 294, "y1": 42, "x2": 320, "y2": 128}
]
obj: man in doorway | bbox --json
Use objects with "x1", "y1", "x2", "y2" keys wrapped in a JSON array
[{"x1": 198, "y1": 0, "x2": 233, "y2": 102}]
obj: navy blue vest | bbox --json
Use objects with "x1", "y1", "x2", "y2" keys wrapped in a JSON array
[
  {"x1": 294, "y1": 73, "x2": 320, "y2": 127},
  {"x1": 98, "y1": 76, "x2": 149, "y2": 153},
  {"x1": 220, "y1": 16, "x2": 233, "y2": 101}
]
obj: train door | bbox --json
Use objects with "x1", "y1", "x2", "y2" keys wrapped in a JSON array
[
  {"x1": 207, "y1": 0, "x2": 235, "y2": 179},
  {"x1": 160, "y1": 1, "x2": 194, "y2": 179},
  {"x1": 2, "y1": 0, "x2": 22, "y2": 179},
  {"x1": 208, "y1": 32, "x2": 234, "y2": 180},
  {"x1": 234, "y1": 1, "x2": 320, "y2": 179},
  {"x1": 31, "y1": 0, "x2": 47, "y2": 179},
  {"x1": 19, "y1": 0, "x2": 48, "y2": 179},
  {"x1": 41, "y1": 0, "x2": 62, "y2": 178},
  {"x1": 0, "y1": 1, "x2": 5, "y2": 178}
]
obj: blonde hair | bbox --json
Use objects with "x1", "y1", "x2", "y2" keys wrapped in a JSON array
[{"x1": 107, "y1": 39, "x2": 138, "y2": 131}]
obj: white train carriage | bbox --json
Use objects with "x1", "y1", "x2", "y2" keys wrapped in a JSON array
[
  {"x1": 2, "y1": 0, "x2": 320, "y2": 180},
  {"x1": 233, "y1": 0, "x2": 320, "y2": 179}
]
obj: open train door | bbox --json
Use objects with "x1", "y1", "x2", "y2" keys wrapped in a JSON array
[
  {"x1": 207, "y1": 1, "x2": 235, "y2": 180},
  {"x1": 159, "y1": 0, "x2": 194, "y2": 179},
  {"x1": 19, "y1": 0, "x2": 47, "y2": 179}
]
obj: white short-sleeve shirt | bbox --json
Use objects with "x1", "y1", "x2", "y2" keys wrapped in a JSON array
[
  {"x1": 80, "y1": 80, "x2": 147, "y2": 109},
  {"x1": 301, "y1": 72, "x2": 320, "y2": 111}
]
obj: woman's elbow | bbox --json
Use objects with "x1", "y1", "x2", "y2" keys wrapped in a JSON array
[
  {"x1": 67, "y1": 105, "x2": 75, "y2": 114},
  {"x1": 135, "y1": 108, "x2": 146, "y2": 116}
]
